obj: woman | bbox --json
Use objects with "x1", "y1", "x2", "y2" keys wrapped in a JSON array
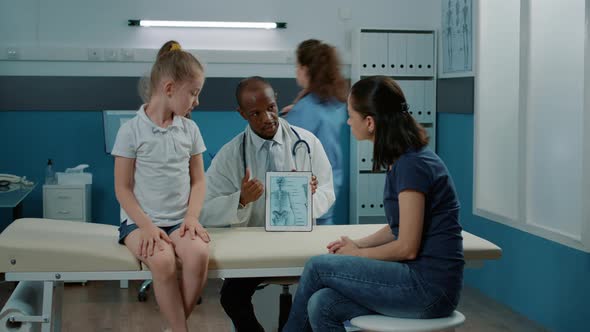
[
  {"x1": 283, "y1": 76, "x2": 464, "y2": 332},
  {"x1": 282, "y1": 39, "x2": 348, "y2": 225}
]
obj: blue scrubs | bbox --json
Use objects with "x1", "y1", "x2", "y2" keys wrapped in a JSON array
[{"x1": 285, "y1": 93, "x2": 347, "y2": 225}]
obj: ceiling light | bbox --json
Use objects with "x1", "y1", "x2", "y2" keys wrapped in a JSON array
[{"x1": 128, "y1": 20, "x2": 287, "y2": 29}]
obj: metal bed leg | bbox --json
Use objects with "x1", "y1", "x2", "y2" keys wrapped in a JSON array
[
  {"x1": 120, "y1": 280, "x2": 129, "y2": 289},
  {"x1": 53, "y1": 281, "x2": 64, "y2": 332},
  {"x1": 40, "y1": 281, "x2": 54, "y2": 332}
]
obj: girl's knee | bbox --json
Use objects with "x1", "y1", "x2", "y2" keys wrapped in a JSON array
[
  {"x1": 177, "y1": 244, "x2": 209, "y2": 273},
  {"x1": 178, "y1": 240, "x2": 209, "y2": 262},
  {"x1": 146, "y1": 248, "x2": 176, "y2": 278},
  {"x1": 176, "y1": 235, "x2": 209, "y2": 253}
]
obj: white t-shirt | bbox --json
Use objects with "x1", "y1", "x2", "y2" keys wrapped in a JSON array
[{"x1": 112, "y1": 105, "x2": 207, "y2": 227}]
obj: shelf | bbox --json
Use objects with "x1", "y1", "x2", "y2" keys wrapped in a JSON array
[{"x1": 349, "y1": 28, "x2": 438, "y2": 224}]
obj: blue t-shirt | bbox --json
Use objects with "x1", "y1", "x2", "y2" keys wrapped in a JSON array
[{"x1": 384, "y1": 147, "x2": 464, "y2": 292}]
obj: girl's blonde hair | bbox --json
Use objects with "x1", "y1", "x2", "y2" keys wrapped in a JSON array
[{"x1": 139, "y1": 40, "x2": 204, "y2": 103}]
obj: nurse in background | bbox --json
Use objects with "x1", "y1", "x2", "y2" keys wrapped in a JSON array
[{"x1": 282, "y1": 39, "x2": 348, "y2": 225}]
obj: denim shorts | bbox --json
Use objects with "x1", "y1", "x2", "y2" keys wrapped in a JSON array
[{"x1": 118, "y1": 220, "x2": 182, "y2": 244}]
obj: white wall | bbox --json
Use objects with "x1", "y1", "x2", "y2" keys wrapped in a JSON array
[
  {"x1": 526, "y1": 0, "x2": 585, "y2": 239},
  {"x1": 0, "y1": 0, "x2": 441, "y2": 77},
  {"x1": 474, "y1": 0, "x2": 590, "y2": 251},
  {"x1": 474, "y1": 0, "x2": 521, "y2": 222}
]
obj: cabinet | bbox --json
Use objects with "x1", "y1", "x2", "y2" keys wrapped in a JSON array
[
  {"x1": 43, "y1": 184, "x2": 91, "y2": 222},
  {"x1": 350, "y1": 29, "x2": 437, "y2": 224}
]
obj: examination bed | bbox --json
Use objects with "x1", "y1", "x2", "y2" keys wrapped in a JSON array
[{"x1": 0, "y1": 218, "x2": 502, "y2": 332}]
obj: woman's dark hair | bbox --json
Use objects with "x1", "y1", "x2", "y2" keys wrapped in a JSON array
[
  {"x1": 296, "y1": 39, "x2": 347, "y2": 103},
  {"x1": 349, "y1": 76, "x2": 429, "y2": 170}
]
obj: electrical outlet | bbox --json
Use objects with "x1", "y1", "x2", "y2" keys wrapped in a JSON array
[
  {"x1": 88, "y1": 48, "x2": 103, "y2": 61},
  {"x1": 6, "y1": 47, "x2": 19, "y2": 60},
  {"x1": 120, "y1": 48, "x2": 134, "y2": 61},
  {"x1": 104, "y1": 48, "x2": 118, "y2": 61}
]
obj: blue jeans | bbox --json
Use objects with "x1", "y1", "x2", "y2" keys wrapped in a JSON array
[{"x1": 282, "y1": 254, "x2": 458, "y2": 332}]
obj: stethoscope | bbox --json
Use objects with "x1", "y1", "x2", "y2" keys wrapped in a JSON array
[{"x1": 242, "y1": 127, "x2": 313, "y2": 175}]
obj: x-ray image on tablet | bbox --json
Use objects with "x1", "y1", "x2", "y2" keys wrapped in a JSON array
[{"x1": 265, "y1": 171, "x2": 313, "y2": 232}]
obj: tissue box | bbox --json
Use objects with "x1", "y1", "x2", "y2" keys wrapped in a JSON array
[{"x1": 56, "y1": 172, "x2": 92, "y2": 185}]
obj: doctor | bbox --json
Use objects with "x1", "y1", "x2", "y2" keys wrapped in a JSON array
[{"x1": 200, "y1": 76, "x2": 335, "y2": 332}]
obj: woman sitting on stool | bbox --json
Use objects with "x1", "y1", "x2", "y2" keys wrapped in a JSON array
[{"x1": 283, "y1": 76, "x2": 464, "y2": 332}]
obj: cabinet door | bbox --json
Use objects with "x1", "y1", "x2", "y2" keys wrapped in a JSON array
[
  {"x1": 424, "y1": 80, "x2": 436, "y2": 123},
  {"x1": 44, "y1": 188, "x2": 85, "y2": 221},
  {"x1": 369, "y1": 173, "x2": 384, "y2": 215},
  {"x1": 360, "y1": 32, "x2": 388, "y2": 75},
  {"x1": 401, "y1": 81, "x2": 418, "y2": 120},
  {"x1": 358, "y1": 140, "x2": 373, "y2": 171},
  {"x1": 388, "y1": 33, "x2": 407, "y2": 76},
  {"x1": 405, "y1": 34, "x2": 420, "y2": 76},
  {"x1": 414, "y1": 81, "x2": 426, "y2": 123},
  {"x1": 358, "y1": 173, "x2": 385, "y2": 217},
  {"x1": 417, "y1": 33, "x2": 435, "y2": 76},
  {"x1": 357, "y1": 173, "x2": 369, "y2": 215}
]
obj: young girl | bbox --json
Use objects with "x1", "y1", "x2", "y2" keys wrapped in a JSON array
[
  {"x1": 283, "y1": 76, "x2": 464, "y2": 331},
  {"x1": 282, "y1": 39, "x2": 348, "y2": 225},
  {"x1": 112, "y1": 40, "x2": 209, "y2": 332}
]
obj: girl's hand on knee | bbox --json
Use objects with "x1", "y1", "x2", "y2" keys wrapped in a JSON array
[
  {"x1": 194, "y1": 222, "x2": 210, "y2": 243},
  {"x1": 139, "y1": 226, "x2": 172, "y2": 258},
  {"x1": 180, "y1": 216, "x2": 211, "y2": 243}
]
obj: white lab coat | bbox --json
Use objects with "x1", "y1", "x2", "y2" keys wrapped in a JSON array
[{"x1": 200, "y1": 118, "x2": 335, "y2": 227}]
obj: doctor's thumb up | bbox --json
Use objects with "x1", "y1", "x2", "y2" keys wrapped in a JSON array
[
  {"x1": 242, "y1": 167, "x2": 252, "y2": 183},
  {"x1": 240, "y1": 167, "x2": 264, "y2": 205}
]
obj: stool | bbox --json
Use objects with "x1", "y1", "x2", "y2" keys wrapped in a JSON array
[
  {"x1": 257, "y1": 276, "x2": 299, "y2": 332},
  {"x1": 349, "y1": 311, "x2": 465, "y2": 332}
]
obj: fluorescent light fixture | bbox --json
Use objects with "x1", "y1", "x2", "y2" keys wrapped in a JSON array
[{"x1": 128, "y1": 20, "x2": 287, "y2": 29}]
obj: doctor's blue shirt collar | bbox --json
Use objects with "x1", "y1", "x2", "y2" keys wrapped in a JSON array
[
  {"x1": 138, "y1": 104, "x2": 185, "y2": 134},
  {"x1": 247, "y1": 121, "x2": 284, "y2": 152}
]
